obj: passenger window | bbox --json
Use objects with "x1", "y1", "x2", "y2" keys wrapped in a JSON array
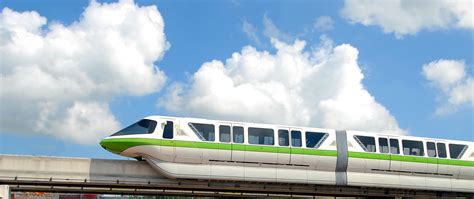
[
  {"x1": 248, "y1": 127, "x2": 274, "y2": 145},
  {"x1": 354, "y1": 135, "x2": 376, "y2": 152},
  {"x1": 402, "y1": 140, "x2": 424, "y2": 156},
  {"x1": 162, "y1": 121, "x2": 173, "y2": 139},
  {"x1": 390, "y1": 139, "x2": 399, "y2": 154},
  {"x1": 291, "y1": 130, "x2": 302, "y2": 147},
  {"x1": 305, "y1": 132, "x2": 327, "y2": 148},
  {"x1": 427, "y1": 142, "x2": 437, "y2": 157},
  {"x1": 189, "y1": 123, "x2": 215, "y2": 141},
  {"x1": 233, "y1": 126, "x2": 244, "y2": 143},
  {"x1": 437, "y1": 143, "x2": 447, "y2": 158},
  {"x1": 278, "y1": 129, "x2": 289, "y2": 146},
  {"x1": 219, "y1": 125, "x2": 231, "y2": 142},
  {"x1": 379, "y1": 138, "x2": 389, "y2": 153},
  {"x1": 449, "y1": 144, "x2": 467, "y2": 159}
]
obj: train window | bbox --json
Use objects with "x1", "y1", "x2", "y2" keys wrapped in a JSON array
[
  {"x1": 379, "y1": 138, "x2": 389, "y2": 153},
  {"x1": 354, "y1": 136, "x2": 376, "y2": 152},
  {"x1": 112, "y1": 119, "x2": 157, "y2": 136},
  {"x1": 427, "y1": 142, "x2": 437, "y2": 157},
  {"x1": 189, "y1": 123, "x2": 215, "y2": 141},
  {"x1": 248, "y1": 127, "x2": 274, "y2": 145},
  {"x1": 278, "y1": 129, "x2": 289, "y2": 146},
  {"x1": 390, "y1": 139, "x2": 399, "y2": 154},
  {"x1": 291, "y1": 130, "x2": 302, "y2": 147},
  {"x1": 402, "y1": 140, "x2": 424, "y2": 156},
  {"x1": 449, "y1": 144, "x2": 467, "y2": 159},
  {"x1": 233, "y1": 126, "x2": 244, "y2": 143},
  {"x1": 437, "y1": 143, "x2": 447, "y2": 158},
  {"x1": 219, "y1": 125, "x2": 231, "y2": 142},
  {"x1": 162, "y1": 121, "x2": 173, "y2": 139},
  {"x1": 306, "y1": 132, "x2": 328, "y2": 148}
]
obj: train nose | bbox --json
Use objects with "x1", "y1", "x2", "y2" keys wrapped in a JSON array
[{"x1": 100, "y1": 138, "x2": 122, "y2": 154}]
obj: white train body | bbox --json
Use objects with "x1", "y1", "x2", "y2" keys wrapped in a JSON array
[{"x1": 100, "y1": 116, "x2": 474, "y2": 192}]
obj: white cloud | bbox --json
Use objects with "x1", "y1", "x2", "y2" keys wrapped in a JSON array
[
  {"x1": 314, "y1": 16, "x2": 334, "y2": 32},
  {"x1": 422, "y1": 59, "x2": 474, "y2": 115},
  {"x1": 263, "y1": 14, "x2": 292, "y2": 42},
  {"x1": 0, "y1": 0, "x2": 169, "y2": 145},
  {"x1": 341, "y1": 0, "x2": 474, "y2": 38},
  {"x1": 242, "y1": 20, "x2": 261, "y2": 45},
  {"x1": 159, "y1": 37, "x2": 404, "y2": 134}
]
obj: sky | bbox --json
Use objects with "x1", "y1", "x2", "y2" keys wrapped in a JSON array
[{"x1": 0, "y1": 0, "x2": 473, "y2": 159}]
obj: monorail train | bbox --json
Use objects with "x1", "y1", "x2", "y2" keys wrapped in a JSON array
[{"x1": 100, "y1": 116, "x2": 473, "y2": 192}]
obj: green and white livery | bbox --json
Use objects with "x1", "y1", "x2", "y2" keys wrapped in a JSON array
[{"x1": 100, "y1": 116, "x2": 473, "y2": 193}]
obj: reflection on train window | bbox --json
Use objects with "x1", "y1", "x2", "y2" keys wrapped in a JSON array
[
  {"x1": 379, "y1": 138, "x2": 389, "y2": 153},
  {"x1": 449, "y1": 144, "x2": 467, "y2": 159},
  {"x1": 162, "y1": 121, "x2": 174, "y2": 139},
  {"x1": 354, "y1": 136, "x2": 376, "y2": 152},
  {"x1": 402, "y1": 140, "x2": 424, "y2": 156},
  {"x1": 390, "y1": 139, "x2": 399, "y2": 154},
  {"x1": 189, "y1": 123, "x2": 215, "y2": 141},
  {"x1": 248, "y1": 127, "x2": 274, "y2": 145},
  {"x1": 427, "y1": 142, "x2": 437, "y2": 157},
  {"x1": 233, "y1": 126, "x2": 244, "y2": 143},
  {"x1": 278, "y1": 129, "x2": 289, "y2": 146},
  {"x1": 112, "y1": 119, "x2": 157, "y2": 136},
  {"x1": 291, "y1": 130, "x2": 302, "y2": 147},
  {"x1": 437, "y1": 143, "x2": 447, "y2": 158},
  {"x1": 219, "y1": 125, "x2": 231, "y2": 143},
  {"x1": 306, "y1": 132, "x2": 327, "y2": 148}
]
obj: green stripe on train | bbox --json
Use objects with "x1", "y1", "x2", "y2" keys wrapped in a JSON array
[
  {"x1": 101, "y1": 138, "x2": 336, "y2": 157},
  {"x1": 100, "y1": 138, "x2": 473, "y2": 167},
  {"x1": 348, "y1": 151, "x2": 474, "y2": 167}
]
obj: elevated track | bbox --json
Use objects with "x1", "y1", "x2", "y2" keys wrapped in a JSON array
[{"x1": 0, "y1": 154, "x2": 472, "y2": 198}]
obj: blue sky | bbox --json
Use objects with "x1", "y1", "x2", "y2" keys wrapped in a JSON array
[{"x1": 0, "y1": 0, "x2": 472, "y2": 159}]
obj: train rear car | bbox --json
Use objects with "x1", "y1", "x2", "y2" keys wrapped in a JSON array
[{"x1": 345, "y1": 131, "x2": 473, "y2": 192}]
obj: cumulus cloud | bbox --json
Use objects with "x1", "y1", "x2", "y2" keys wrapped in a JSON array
[
  {"x1": 422, "y1": 59, "x2": 474, "y2": 115},
  {"x1": 341, "y1": 0, "x2": 474, "y2": 38},
  {"x1": 0, "y1": 0, "x2": 169, "y2": 145},
  {"x1": 159, "y1": 36, "x2": 404, "y2": 134},
  {"x1": 314, "y1": 16, "x2": 334, "y2": 32}
]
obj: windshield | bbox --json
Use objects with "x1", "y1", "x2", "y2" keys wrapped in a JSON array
[{"x1": 111, "y1": 119, "x2": 157, "y2": 136}]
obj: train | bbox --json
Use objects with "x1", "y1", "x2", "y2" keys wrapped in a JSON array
[{"x1": 100, "y1": 115, "x2": 473, "y2": 192}]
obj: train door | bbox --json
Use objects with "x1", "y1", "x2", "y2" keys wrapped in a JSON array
[
  {"x1": 197, "y1": 123, "x2": 218, "y2": 163},
  {"x1": 425, "y1": 140, "x2": 438, "y2": 174},
  {"x1": 276, "y1": 128, "x2": 290, "y2": 165},
  {"x1": 173, "y1": 119, "x2": 202, "y2": 164},
  {"x1": 400, "y1": 139, "x2": 427, "y2": 173},
  {"x1": 377, "y1": 136, "x2": 390, "y2": 170},
  {"x1": 388, "y1": 137, "x2": 401, "y2": 171},
  {"x1": 436, "y1": 142, "x2": 448, "y2": 174},
  {"x1": 217, "y1": 123, "x2": 232, "y2": 161},
  {"x1": 231, "y1": 124, "x2": 245, "y2": 162},
  {"x1": 159, "y1": 119, "x2": 176, "y2": 162},
  {"x1": 290, "y1": 129, "x2": 304, "y2": 165}
]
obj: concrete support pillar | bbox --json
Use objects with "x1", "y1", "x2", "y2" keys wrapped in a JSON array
[{"x1": 0, "y1": 185, "x2": 10, "y2": 199}]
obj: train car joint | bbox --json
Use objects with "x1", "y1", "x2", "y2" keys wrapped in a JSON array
[{"x1": 335, "y1": 130, "x2": 348, "y2": 186}]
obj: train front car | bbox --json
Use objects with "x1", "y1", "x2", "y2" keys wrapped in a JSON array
[{"x1": 99, "y1": 116, "x2": 341, "y2": 183}]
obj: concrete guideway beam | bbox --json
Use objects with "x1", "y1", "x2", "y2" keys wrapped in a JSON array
[
  {"x1": 0, "y1": 154, "x2": 472, "y2": 198},
  {"x1": 0, "y1": 154, "x2": 164, "y2": 183}
]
